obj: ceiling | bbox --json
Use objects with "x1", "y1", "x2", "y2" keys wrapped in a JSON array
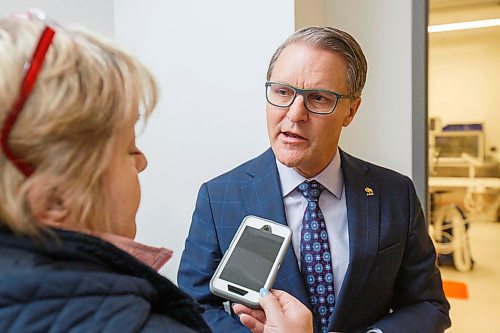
[{"x1": 430, "y1": 0, "x2": 500, "y2": 9}]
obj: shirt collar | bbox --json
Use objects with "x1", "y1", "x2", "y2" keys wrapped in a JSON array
[
  {"x1": 94, "y1": 231, "x2": 172, "y2": 271},
  {"x1": 276, "y1": 148, "x2": 343, "y2": 199},
  {"x1": 52, "y1": 226, "x2": 172, "y2": 271}
]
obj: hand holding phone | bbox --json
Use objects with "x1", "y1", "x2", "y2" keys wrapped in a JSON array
[
  {"x1": 233, "y1": 289, "x2": 314, "y2": 333},
  {"x1": 210, "y1": 215, "x2": 292, "y2": 308}
]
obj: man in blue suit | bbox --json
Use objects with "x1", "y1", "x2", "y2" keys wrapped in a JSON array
[{"x1": 178, "y1": 26, "x2": 450, "y2": 333}]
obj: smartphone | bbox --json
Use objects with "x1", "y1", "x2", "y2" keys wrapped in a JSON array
[{"x1": 210, "y1": 215, "x2": 292, "y2": 308}]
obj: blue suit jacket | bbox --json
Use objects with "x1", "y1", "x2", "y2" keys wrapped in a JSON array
[{"x1": 178, "y1": 149, "x2": 450, "y2": 333}]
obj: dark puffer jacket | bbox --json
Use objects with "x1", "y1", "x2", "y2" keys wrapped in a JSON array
[{"x1": 0, "y1": 227, "x2": 211, "y2": 333}]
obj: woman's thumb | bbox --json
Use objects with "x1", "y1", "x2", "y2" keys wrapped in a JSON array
[{"x1": 259, "y1": 288, "x2": 282, "y2": 316}]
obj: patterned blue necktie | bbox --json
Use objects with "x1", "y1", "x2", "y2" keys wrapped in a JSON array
[{"x1": 297, "y1": 180, "x2": 334, "y2": 333}]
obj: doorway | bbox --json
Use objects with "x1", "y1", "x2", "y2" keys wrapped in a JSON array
[{"x1": 428, "y1": 1, "x2": 500, "y2": 331}]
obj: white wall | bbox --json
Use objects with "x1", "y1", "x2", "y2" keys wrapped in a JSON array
[
  {"x1": 325, "y1": 1, "x2": 414, "y2": 177},
  {"x1": 0, "y1": 0, "x2": 114, "y2": 38},
  {"x1": 113, "y1": 0, "x2": 295, "y2": 282},
  {"x1": 295, "y1": 0, "x2": 327, "y2": 28}
]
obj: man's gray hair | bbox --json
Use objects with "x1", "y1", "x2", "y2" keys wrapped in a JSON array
[{"x1": 266, "y1": 26, "x2": 367, "y2": 97}]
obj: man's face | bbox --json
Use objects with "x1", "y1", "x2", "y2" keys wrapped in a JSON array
[{"x1": 266, "y1": 42, "x2": 361, "y2": 178}]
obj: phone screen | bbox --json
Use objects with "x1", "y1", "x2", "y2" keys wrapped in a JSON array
[{"x1": 219, "y1": 225, "x2": 285, "y2": 291}]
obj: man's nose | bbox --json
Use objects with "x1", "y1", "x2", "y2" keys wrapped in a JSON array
[{"x1": 286, "y1": 93, "x2": 309, "y2": 123}]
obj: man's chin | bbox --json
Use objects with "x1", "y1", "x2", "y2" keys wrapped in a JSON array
[{"x1": 274, "y1": 151, "x2": 302, "y2": 169}]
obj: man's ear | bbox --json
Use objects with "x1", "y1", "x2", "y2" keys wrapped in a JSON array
[
  {"x1": 27, "y1": 185, "x2": 69, "y2": 227},
  {"x1": 342, "y1": 97, "x2": 362, "y2": 127}
]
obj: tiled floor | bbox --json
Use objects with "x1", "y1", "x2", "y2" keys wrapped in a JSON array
[{"x1": 439, "y1": 221, "x2": 500, "y2": 332}]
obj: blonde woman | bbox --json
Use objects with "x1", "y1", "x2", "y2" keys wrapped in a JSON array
[{"x1": 0, "y1": 13, "x2": 209, "y2": 332}]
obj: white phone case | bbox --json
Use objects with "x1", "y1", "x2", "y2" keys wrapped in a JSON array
[{"x1": 210, "y1": 215, "x2": 292, "y2": 308}]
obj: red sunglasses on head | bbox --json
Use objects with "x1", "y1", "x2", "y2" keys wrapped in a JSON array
[{"x1": 0, "y1": 26, "x2": 56, "y2": 177}]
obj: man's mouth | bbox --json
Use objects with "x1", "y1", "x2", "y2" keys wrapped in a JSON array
[{"x1": 283, "y1": 131, "x2": 305, "y2": 140}]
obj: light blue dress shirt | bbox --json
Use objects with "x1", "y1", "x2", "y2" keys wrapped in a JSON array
[{"x1": 276, "y1": 149, "x2": 349, "y2": 298}]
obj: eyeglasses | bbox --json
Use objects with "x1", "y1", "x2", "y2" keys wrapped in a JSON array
[
  {"x1": 0, "y1": 22, "x2": 56, "y2": 177},
  {"x1": 265, "y1": 81, "x2": 353, "y2": 115}
]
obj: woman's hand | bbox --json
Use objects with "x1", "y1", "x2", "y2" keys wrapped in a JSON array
[{"x1": 232, "y1": 288, "x2": 313, "y2": 333}]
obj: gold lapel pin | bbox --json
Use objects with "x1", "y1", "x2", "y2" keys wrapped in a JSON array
[{"x1": 364, "y1": 187, "x2": 374, "y2": 196}]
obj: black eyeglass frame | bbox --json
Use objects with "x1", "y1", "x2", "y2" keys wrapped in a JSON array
[{"x1": 265, "y1": 81, "x2": 354, "y2": 115}]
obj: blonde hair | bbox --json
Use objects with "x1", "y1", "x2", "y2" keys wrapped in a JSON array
[{"x1": 0, "y1": 18, "x2": 158, "y2": 235}]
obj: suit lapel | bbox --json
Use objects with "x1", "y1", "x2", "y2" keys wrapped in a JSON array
[
  {"x1": 330, "y1": 150, "x2": 380, "y2": 327},
  {"x1": 240, "y1": 149, "x2": 286, "y2": 223},
  {"x1": 240, "y1": 148, "x2": 310, "y2": 307}
]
